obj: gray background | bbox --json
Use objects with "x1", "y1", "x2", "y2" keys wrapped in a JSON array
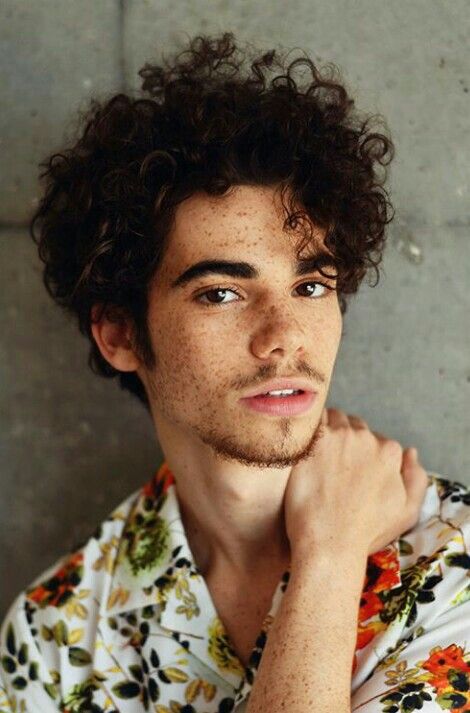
[{"x1": 1, "y1": 0, "x2": 469, "y2": 619}]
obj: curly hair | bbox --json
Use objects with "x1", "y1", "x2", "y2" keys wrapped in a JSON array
[{"x1": 30, "y1": 31, "x2": 395, "y2": 413}]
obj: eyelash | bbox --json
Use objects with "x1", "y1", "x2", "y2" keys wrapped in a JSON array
[{"x1": 194, "y1": 281, "x2": 334, "y2": 307}]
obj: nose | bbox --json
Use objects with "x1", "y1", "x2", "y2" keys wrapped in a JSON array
[{"x1": 249, "y1": 304, "x2": 308, "y2": 360}]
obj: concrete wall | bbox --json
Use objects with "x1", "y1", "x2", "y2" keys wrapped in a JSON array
[{"x1": 1, "y1": 0, "x2": 469, "y2": 618}]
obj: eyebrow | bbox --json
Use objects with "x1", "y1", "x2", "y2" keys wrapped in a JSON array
[{"x1": 170, "y1": 251, "x2": 339, "y2": 289}]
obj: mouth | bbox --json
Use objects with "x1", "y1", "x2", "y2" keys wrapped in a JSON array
[
  {"x1": 242, "y1": 377, "x2": 316, "y2": 398},
  {"x1": 239, "y1": 389, "x2": 317, "y2": 416}
]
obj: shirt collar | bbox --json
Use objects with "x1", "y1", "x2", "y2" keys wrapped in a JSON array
[
  {"x1": 106, "y1": 460, "x2": 402, "y2": 622},
  {"x1": 106, "y1": 460, "x2": 199, "y2": 617}
]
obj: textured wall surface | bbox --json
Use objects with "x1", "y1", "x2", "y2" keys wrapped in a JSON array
[{"x1": 1, "y1": 0, "x2": 469, "y2": 619}]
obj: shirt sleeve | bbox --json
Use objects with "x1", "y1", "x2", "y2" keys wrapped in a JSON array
[
  {"x1": 350, "y1": 472, "x2": 470, "y2": 713},
  {"x1": 0, "y1": 593, "x2": 61, "y2": 712},
  {"x1": 351, "y1": 594, "x2": 470, "y2": 711}
]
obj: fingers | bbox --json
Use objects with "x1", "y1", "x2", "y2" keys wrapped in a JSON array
[
  {"x1": 326, "y1": 408, "x2": 350, "y2": 427},
  {"x1": 371, "y1": 430, "x2": 390, "y2": 443},
  {"x1": 326, "y1": 408, "x2": 385, "y2": 437},
  {"x1": 327, "y1": 408, "x2": 375, "y2": 432},
  {"x1": 348, "y1": 414, "x2": 368, "y2": 429},
  {"x1": 401, "y1": 448, "x2": 429, "y2": 524},
  {"x1": 325, "y1": 410, "x2": 417, "y2": 463}
]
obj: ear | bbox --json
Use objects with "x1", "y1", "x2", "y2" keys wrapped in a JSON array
[{"x1": 90, "y1": 304, "x2": 141, "y2": 372}]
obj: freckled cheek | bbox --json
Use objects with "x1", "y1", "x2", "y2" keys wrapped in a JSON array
[
  {"x1": 305, "y1": 314, "x2": 342, "y2": 366},
  {"x1": 155, "y1": 320, "x2": 233, "y2": 393}
]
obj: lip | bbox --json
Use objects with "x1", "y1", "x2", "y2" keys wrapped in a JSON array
[
  {"x1": 241, "y1": 377, "x2": 316, "y2": 398},
  {"x1": 240, "y1": 390, "x2": 317, "y2": 416}
]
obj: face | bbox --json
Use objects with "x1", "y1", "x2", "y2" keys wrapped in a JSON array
[{"x1": 137, "y1": 184, "x2": 343, "y2": 468}]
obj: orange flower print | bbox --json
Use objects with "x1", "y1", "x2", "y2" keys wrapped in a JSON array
[
  {"x1": 365, "y1": 547, "x2": 401, "y2": 593},
  {"x1": 142, "y1": 461, "x2": 175, "y2": 500},
  {"x1": 26, "y1": 552, "x2": 83, "y2": 608},
  {"x1": 422, "y1": 644, "x2": 470, "y2": 693},
  {"x1": 357, "y1": 546, "x2": 401, "y2": 629},
  {"x1": 358, "y1": 590, "x2": 384, "y2": 623},
  {"x1": 351, "y1": 546, "x2": 402, "y2": 675}
]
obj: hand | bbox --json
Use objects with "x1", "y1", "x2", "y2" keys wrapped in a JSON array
[{"x1": 284, "y1": 407, "x2": 430, "y2": 558}]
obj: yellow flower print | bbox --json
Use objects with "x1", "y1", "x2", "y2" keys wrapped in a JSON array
[{"x1": 207, "y1": 616, "x2": 245, "y2": 676}]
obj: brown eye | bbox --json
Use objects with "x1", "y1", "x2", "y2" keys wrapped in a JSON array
[
  {"x1": 195, "y1": 287, "x2": 240, "y2": 306},
  {"x1": 296, "y1": 281, "x2": 330, "y2": 297}
]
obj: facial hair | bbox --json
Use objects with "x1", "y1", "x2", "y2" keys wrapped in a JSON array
[{"x1": 190, "y1": 413, "x2": 325, "y2": 468}]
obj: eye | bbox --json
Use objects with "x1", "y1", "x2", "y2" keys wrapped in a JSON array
[
  {"x1": 295, "y1": 281, "x2": 331, "y2": 298},
  {"x1": 195, "y1": 287, "x2": 241, "y2": 306},
  {"x1": 194, "y1": 281, "x2": 333, "y2": 307}
]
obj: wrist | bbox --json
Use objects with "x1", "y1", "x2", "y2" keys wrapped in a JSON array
[
  {"x1": 290, "y1": 538, "x2": 369, "y2": 576},
  {"x1": 284, "y1": 544, "x2": 369, "y2": 634}
]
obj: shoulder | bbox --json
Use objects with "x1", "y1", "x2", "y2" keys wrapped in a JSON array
[
  {"x1": 0, "y1": 483, "x2": 142, "y2": 707},
  {"x1": 397, "y1": 471, "x2": 470, "y2": 631},
  {"x1": 6, "y1": 481, "x2": 141, "y2": 615},
  {"x1": 402, "y1": 470, "x2": 470, "y2": 557},
  {"x1": 352, "y1": 474, "x2": 470, "y2": 708}
]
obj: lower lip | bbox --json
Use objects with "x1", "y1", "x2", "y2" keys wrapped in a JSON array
[{"x1": 239, "y1": 391, "x2": 317, "y2": 416}]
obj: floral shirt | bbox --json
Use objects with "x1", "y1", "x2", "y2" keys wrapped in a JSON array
[{"x1": 1, "y1": 460, "x2": 470, "y2": 713}]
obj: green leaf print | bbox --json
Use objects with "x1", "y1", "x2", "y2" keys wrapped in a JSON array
[
  {"x1": 68, "y1": 646, "x2": 92, "y2": 666},
  {"x1": 451, "y1": 584, "x2": 470, "y2": 607},
  {"x1": 62, "y1": 677, "x2": 100, "y2": 711},
  {"x1": 447, "y1": 668, "x2": 470, "y2": 692},
  {"x1": 111, "y1": 680, "x2": 141, "y2": 698},
  {"x1": 148, "y1": 677, "x2": 159, "y2": 702},
  {"x1": 129, "y1": 664, "x2": 144, "y2": 682},
  {"x1": 41, "y1": 624, "x2": 53, "y2": 641},
  {"x1": 44, "y1": 681, "x2": 59, "y2": 699},
  {"x1": 399, "y1": 539, "x2": 414, "y2": 556},
  {"x1": 12, "y1": 675, "x2": 27, "y2": 690},
  {"x1": 6, "y1": 624, "x2": 16, "y2": 656},
  {"x1": 28, "y1": 661, "x2": 39, "y2": 681},
  {"x1": 445, "y1": 552, "x2": 470, "y2": 570},
  {"x1": 17, "y1": 644, "x2": 28, "y2": 665},
  {"x1": 1, "y1": 656, "x2": 16, "y2": 674},
  {"x1": 52, "y1": 620, "x2": 69, "y2": 646},
  {"x1": 380, "y1": 684, "x2": 432, "y2": 712},
  {"x1": 436, "y1": 691, "x2": 468, "y2": 709}
]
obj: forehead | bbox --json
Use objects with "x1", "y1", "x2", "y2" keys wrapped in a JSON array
[{"x1": 165, "y1": 184, "x2": 327, "y2": 263}]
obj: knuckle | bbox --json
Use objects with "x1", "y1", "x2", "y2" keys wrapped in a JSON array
[
  {"x1": 390, "y1": 438, "x2": 401, "y2": 449},
  {"x1": 387, "y1": 439, "x2": 403, "y2": 454},
  {"x1": 328, "y1": 407, "x2": 343, "y2": 417},
  {"x1": 349, "y1": 414, "x2": 368, "y2": 428}
]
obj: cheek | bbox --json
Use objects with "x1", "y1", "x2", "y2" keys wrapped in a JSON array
[
  {"x1": 309, "y1": 307, "x2": 342, "y2": 364},
  {"x1": 323, "y1": 299, "x2": 343, "y2": 342},
  {"x1": 152, "y1": 315, "x2": 232, "y2": 389}
]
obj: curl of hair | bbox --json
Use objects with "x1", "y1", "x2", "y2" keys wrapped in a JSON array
[{"x1": 30, "y1": 32, "x2": 395, "y2": 412}]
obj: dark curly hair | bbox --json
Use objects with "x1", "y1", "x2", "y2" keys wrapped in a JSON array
[{"x1": 30, "y1": 32, "x2": 395, "y2": 413}]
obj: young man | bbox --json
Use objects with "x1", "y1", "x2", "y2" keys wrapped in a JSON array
[{"x1": 1, "y1": 33, "x2": 469, "y2": 713}]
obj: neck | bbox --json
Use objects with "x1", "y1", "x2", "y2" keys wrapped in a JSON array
[
  {"x1": 176, "y1": 479, "x2": 292, "y2": 579},
  {"x1": 156, "y1": 425, "x2": 293, "y2": 579}
]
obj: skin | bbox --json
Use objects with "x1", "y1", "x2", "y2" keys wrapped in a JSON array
[{"x1": 91, "y1": 183, "x2": 343, "y2": 584}]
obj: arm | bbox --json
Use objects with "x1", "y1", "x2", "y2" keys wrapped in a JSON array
[
  {"x1": 245, "y1": 546, "x2": 369, "y2": 713},
  {"x1": 244, "y1": 407, "x2": 429, "y2": 713}
]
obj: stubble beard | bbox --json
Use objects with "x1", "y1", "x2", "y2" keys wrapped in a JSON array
[{"x1": 191, "y1": 411, "x2": 325, "y2": 469}]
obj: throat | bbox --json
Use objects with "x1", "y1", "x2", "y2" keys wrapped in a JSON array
[{"x1": 205, "y1": 566, "x2": 287, "y2": 668}]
